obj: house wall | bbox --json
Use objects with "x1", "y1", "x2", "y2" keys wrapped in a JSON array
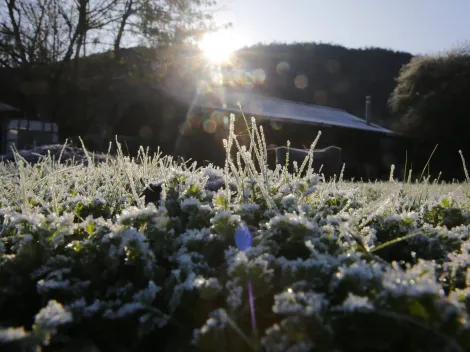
[
  {"x1": 0, "y1": 111, "x2": 22, "y2": 153},
  {"x1": 169, "y1": 106, "x2": 406, "y2": 180}
]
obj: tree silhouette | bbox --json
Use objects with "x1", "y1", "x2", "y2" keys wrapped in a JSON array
[{"x1": 389, "y1": 47, "x2": 470, "y2": 179}]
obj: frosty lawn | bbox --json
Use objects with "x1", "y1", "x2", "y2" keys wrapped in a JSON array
[{"x1": 1, "y1": 115, "x2": 470, "y2": 351}]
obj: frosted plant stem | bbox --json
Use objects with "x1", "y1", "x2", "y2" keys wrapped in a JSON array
[
  {"x1": 247, "y1": 280, "x2": 258, "y2": 337},
  {"x1": 458, "y1": 150, "x2": 470, "y2": 183}
]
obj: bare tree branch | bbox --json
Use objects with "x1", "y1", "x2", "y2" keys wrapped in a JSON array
[{"x1": 4, "y1": 0, "x2": 28, "y2": 64}]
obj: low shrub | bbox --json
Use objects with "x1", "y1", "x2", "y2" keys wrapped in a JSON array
[{"x1": 1, "y1": 116, "x2": 470, "y2": 351}]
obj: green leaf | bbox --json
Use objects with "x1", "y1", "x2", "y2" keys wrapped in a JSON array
[
  {"x1": 402, "y1": 217, "x2": 414, "y2": 226},
  {"x1": 85, "y1": 221, "x2": 95, "y2": 236},
  {"x1": 408, "y1": 300, "x2": 430, "y2": 321},
  {"x1": 442, "y1": 198, "x2": 450, "y2": 208},
  {"x1": 215, "y1": 195, "x2": 228, "y2": 209}
]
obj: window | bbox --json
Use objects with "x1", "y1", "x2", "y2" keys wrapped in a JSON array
[
  {"x1": 29, "y1": 121, "x2": 43, "y2": 131},
  {"x1": 19, "y1": 120, "x2": 28, "y2": 130},
  {"x1": 7, "y1": 129, "x2": 18, "y2": 139},
  {"x1": 3, "y1": 119, "x2": 60, "y2": 152},
  {"x1": 8, "y1": 120, "x2": 19, "y2": 129}
]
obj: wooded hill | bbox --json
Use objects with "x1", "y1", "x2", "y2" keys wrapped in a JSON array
[
  {"x1": 233, "y1": 42, "x2": 413, "y2": 127},
  {"x1": 1, "y1": 41, "x2": 413, "y2": 135}
]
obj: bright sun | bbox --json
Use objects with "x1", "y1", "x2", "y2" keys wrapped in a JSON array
[{"x1": 199, "y1": 31, "x2": 240, "y2": 64}]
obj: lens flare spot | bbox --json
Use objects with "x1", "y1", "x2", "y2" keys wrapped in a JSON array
[
  {"x1": 253, "y1": 69, "x2": 266, "y2": 84},
  {"x1": 333, "y1": 80, "x2": 350, "y2": 94},
  {"x1": 295, "y1": 75, "x2": 308, "y2": 89},
  {"x1": 326, "y1": 59, "x2": 341, "y2": 74},
  {"x1": 234, "y1": 225, "x2": 253, "y2": 251},
  {"x1": 223, "y1": 115, "x2": 229, "y2": 127},
  {"x1": 243, "y1": 72, "x2": 255, "y2": 87},
  {"x1": 210, "y1": 71, "x2": 224, "y2": 86},
  {"x1": 198, "y1": 80, "x2": 212, "y2": 95},
  {"x1": 270, "y1": 120, "x2": 282, "y2": 131},
  {"x1": 211, "y1": 110, "x2": 225, "y2": 124},
  {"x1": 313, "y1": 90, "x2": 328, "y2": 105},
  {"x1": 203, "y1": 119, "x2": 217, "y2": 134},
  {"x1": 190, "y1": 117, "x2": 201, "y2": 128},
  {"x1": 276, "y1": 61, "x2": 290, "y2": 75},
  {"x1": 233, "y1": 70, "x2": 245, "y2": 85},
  {"x1": 179, "y1": 122, "x2": 192, "y2": 135}
]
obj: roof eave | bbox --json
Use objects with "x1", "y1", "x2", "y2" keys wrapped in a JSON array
[
  {"x1": 0, "y1": 105, "x2": 20, "y2": 112},
  {"x1": 195, "y1": 104, "x2": 395, "y2": 135}
]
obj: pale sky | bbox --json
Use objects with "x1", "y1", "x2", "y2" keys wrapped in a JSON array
[{"x1": 213, "y1": 0, "x2": 470, "y2": 55}]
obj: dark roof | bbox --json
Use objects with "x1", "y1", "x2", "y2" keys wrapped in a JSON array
[
  {"x1": 192, "y1": 87, "x2": 394, "y2": 135},
  {"x1": 0, "y1": 101, "x2": 19, "y2": 112}
]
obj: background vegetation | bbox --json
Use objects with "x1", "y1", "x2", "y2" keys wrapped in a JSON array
[{"x1": 1, "y1": 118, "x2": 470, "y2": 351}]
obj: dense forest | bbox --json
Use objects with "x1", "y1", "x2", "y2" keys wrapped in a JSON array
[{"x1": 232, "y1": 42, "x2": 413, "y2": 127}]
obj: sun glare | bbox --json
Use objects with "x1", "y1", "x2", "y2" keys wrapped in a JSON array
[{"x1": 199, "y1": 31, "x2": 241, "y2": 64}]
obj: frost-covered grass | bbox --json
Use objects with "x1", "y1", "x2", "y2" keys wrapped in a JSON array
[{"x1": 1, "y1": 115, "x2": 470, "y2": 352}]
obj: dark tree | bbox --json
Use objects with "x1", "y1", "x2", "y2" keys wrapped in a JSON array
[
  {"x1": 389, "y1": 47, "x2": 470, "y2": 179},
  {"x1": 0, "y1": 0, "x2": 219, "y2": 131}
]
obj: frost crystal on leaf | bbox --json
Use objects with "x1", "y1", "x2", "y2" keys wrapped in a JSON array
[
  {"x1": 0, "y1": 327, "x2": 29, "y2": 342},
  {"x1": 181, "y1": 197, "x2": 201, "y2": 210},
  {"x1": 381, "y1": 260, "x2": 444, "y2": 298},
  {"x1": 2, "y1": 134, "x2": 470, "y2": 351},
  {"x1": 273, "y1": 290, "x2": 326, "y2": 317},
  {"x1": 34, "y1": 300, "x2": 73, "y2": 331},
  {"x1": 226, "y1": 279, "x2": 243, "y2": 310},
  {"x1": 341, "y1": 293, "x2": 375, "y2": 312}
]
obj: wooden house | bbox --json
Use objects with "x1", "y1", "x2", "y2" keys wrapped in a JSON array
[{"x1": 172, "y1": 86, "x2": 407, "y2": 180}]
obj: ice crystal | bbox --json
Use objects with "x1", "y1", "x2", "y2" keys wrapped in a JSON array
[
  {"x1": 341, "y1": 293, "x2": 375, "y2": 312},
  {"x1": 34, "y1": 300, "x2": 73, "y2": 331},
  {"x1": 0, "y1": 327, "x2": 29, "y2": 342},
  {"x1": 273, "y1": 289, "x2": 326, "y2": 317},
  {"x1": 2, "y1": 138, "x2": 470, "y2": 351}
]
